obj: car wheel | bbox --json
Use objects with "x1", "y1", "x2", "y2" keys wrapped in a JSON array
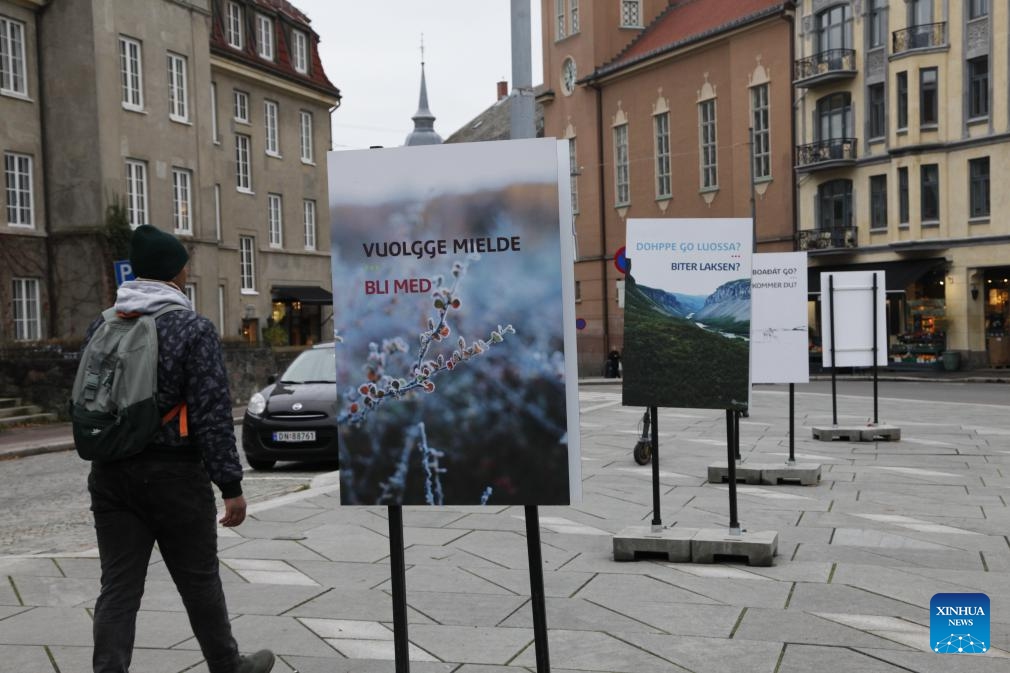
[{"x1": 247, "y1": 458, "x2": 276, "y2": 471}]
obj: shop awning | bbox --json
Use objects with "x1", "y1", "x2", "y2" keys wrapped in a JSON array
[
  {"x1": 271, "y1": 286, "x2": 333, "y2": 305},
  {"x1": 807, "y1": 258, "x2": 947, "y2": 294}
]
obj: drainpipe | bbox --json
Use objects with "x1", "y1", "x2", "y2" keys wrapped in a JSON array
[
  {"x1": 589, "y1": 79, "x2": 611, "y2": 354},
  {"x1": 785, "y1": 4, "x2": 798, "y2": 253},
  {"x1": 35, "y1": 1, "x2": 57, "y2": 337}
]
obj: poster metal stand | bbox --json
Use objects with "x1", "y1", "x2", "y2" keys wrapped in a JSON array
[
  {"x1": 649, "y1": 406, "x2": 662, "y2": 529},
  {"x1": 525, "y1": 506, "x2": 551, "y2": 672},
  {"x1": 725, "y1": 410, "x2": 741, "y2": 533},
  {"x1": 388, "y1": 506, "x2": 410, "y2": 673}
]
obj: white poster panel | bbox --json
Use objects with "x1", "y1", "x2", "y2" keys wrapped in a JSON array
[
  {"x1": 623, "y1": 218, "x2": 752, "y2": 410},
  {"x1": 819, "y1": 271, "x2": 888, "y2": 368},
  {"x1": 751, "y1": 252, "x2": 809, "y2": 384},
  {"x1": 328, "y1": 138, "x2": 580, "y2": 506}
]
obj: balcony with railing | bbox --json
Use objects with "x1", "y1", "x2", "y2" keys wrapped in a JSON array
[
  {"x1": 793, "y1": 49, "x2": 857, "y2": 87},
  {"x1": 795, "y1": 138, "x2": 857, "y2": 172},
  {"x1": 892, "y1": 22, "x2": 947, "y2": 54},
  {"x1": 798, "y1": 227, "x2": 858, "y2": 252}
]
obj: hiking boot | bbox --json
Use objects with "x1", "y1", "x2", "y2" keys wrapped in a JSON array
[{"x1": 237, "y1": 649, "x2": 275, "y2": 673}]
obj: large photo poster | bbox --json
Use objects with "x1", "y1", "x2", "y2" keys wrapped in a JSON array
[
  {"x1": 623, "y1": 218, "x2": 752, "y2": 410},
  {"x1": 328, "y1": 138, "x2": 580, "y2": 506}
]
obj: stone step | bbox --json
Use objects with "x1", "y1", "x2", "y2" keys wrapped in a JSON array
[
  {"x1": 0, "y1": 398, "x2": 22, "y2": 409},
  {"x1": 0, "y1": 412, "x2": 59, "y2": 428}
]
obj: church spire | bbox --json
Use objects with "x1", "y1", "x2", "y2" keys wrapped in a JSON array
[{"x1": 405, "y1": 35, "x2": 442, "y2": 146}]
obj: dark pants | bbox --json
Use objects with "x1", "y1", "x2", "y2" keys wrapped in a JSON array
[{"x1": 88, "y1": 460, "x2": 240, "y2": 673}]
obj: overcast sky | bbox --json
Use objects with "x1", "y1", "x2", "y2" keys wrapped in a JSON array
[{"x1": 294, "y1": 1, "x2": 544, "y2": 151}]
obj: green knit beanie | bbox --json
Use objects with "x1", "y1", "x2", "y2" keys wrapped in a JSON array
[{"x1": 129, "y1": 224, "x2": 189, "y2": 281}]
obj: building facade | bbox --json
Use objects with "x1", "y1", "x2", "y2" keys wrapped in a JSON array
[
  {"x1": 0, "y1": 0, "x2": 339, "y2": 346},
  {"x1": 795, "y1": 0, "x2": 1010, "y2": 368},
  {"x1": 540, "y1": 0, "x2": 797, "y2": 374}
]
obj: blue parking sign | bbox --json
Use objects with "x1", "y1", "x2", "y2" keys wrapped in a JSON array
[{"x1": 114, "y1": 260, "x2": 136, "y2": 286}]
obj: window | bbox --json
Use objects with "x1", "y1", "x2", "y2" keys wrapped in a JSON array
[
  {"x1": 868, "y1": 84, "x2": 885, "y2": 140},
  {"x1": 816, "y1": 4, "x2": 852, "y2": 52},
  {"x1": 968, "y1": 57, "x2": 989, "y2": 119},
  {"x1": 751, "y1": 84, "x2": 770, "y2": 180},
  {"x1": 920, "y1": 163, "x2": 939, "y2": 222},
  {"x1": 969, "y1": 157, "x2": 990, "y2": 218},
  {"x1": 556, "y1": 0, "x2": 566, "y2": 40},
  {"x1": 0, "y1": 16, "x2": 27, "y2": 96},
  {"x1": 119, "y1": 36, "x2": 143, "y2": 110},
  {"x1": 568, "y1": 138, "x2": 579, "y2": 213},
  {"x1": 210, "y1": 82, "x2": 219, "y2": 143},
  {"x1": 299, "y1": 110, "x2": 313, "y2": 162},
  {"x1": 919, "y1": 68, "x2": 937, "y2": 126},
  {"x1": 909, "y1": 0, "x2": 932, "y2": 25},
  {"x1": 167, "y1": 53, "x2": 188, "y2": 122},
  {"x1": 570, "y1": 0, "x2": 580, "y2": 34},
  {"x1": 239, "y1": 236, "x2": 255, "y2": 292},
  {"x1": 125, "y1": 159, "x2": 148, "y2": 228},
  {"x1": 896, "y1": 71, "x2": 908, "y2": 129},
  {"x1": 699, "y1": 99, "x2": 717, "y2": 189},
  {"x1": 256, "y1": 13, "x2": 274, "y2": 61},
  {"x1": 12, "y1": 277, "x2": 40, "y2": 341},
  {"x1": 613, "y1": 123, "x2": 629, "y2": 205},
  {"x1": 4, "y1": 152, "x2": 33, "y2": 227},
  {"x1": 184, "y1": 283, "x2": 196, "y2": 309},
  {"x1": 817, "y1": 179, "x2": 852, "y2": 229},
  {"x1": 292, "y1": 29, "x2": 308, "y2": 74},
  {"x1": 214, "y1": 183, "x2": 221, "y2": 241},
  {"x1": 217, "y1": 285, "x2": 225, "y2": 335},
  {"x1": 264, "y1": 100, "x2": 279, "y2": 155},
  {"x1": 654, "y1": 112, "x2": 671, "y2": 198},
  {"x1": 817, "y1": 92, "x2": 851, "y2": 141},
  {"x1": 172, "y1": 168, "x2": 193, "y2": 235},
  {"x1": 620, "y1": 0, "x2": 642, "y2": 28},
  {"x1": 226, "y1": 1, "x2": 243, "y2": 50},
  {"x1": 898, "y1": 166, "x2": 909, "y2": 224},
  {"x1": 969, "y1": 0, "x2": 989, "y2": 19},
  {"x1": 233, "y1": 89, "x2": 249, "y2": 123},
  {"x1": 870, "y1": 175, "x2": 887, "y2": 230},
  {"x1": 267, "y1": 193, "x2": 283, "y2": 247},
  {"x1": 303, "y1": 199, "x2": 316, "y2": 250},
  {"x1": 868, "y1": 0, "x2": 886, "y2": 49},
  {"x1": 235, "y1": 134, "x2": 251, "y2": 191}
]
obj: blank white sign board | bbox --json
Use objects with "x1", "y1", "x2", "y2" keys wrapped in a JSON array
[{"x1": 820, "y1": 271, "x2": 887, "y2": 368}]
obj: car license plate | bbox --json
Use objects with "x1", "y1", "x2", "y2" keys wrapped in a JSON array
[{"x1": 272, "y1": 431, "x2": 316, "y2": 442}]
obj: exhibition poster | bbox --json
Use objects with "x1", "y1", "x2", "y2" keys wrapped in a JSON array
[
  {"x1": 623, "y1": 218, "x2": 753, "y2": 410},
  {"x1": 819, "y1": 271, "x2": 888, "y2": 368},
  {"x1": 751, "y1": 252, "x2": 810, "y2": 384},
  {"x1": 328, "y1": 138, "x2": 580, "y2": 506}
]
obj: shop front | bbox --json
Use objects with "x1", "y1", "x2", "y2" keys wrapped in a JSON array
[
  {"x1": 269, "y1": 286, "x2": 334, "y2": 347},
  {"x1": 807, "y1": 258, "x2": 949, "y2": 370},
  {"x1": 982, "y1": 268, "x2": 1010, "y2": 367}
]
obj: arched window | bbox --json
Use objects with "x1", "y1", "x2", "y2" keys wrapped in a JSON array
[
  {"x1": 817, "y1": 92, "x2": 852, "y2": 141},
  {"x1": 816, "y1": 4, "x2": 852, "y2": 53}
]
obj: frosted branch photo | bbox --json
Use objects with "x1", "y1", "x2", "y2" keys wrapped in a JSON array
[{"x1": 328, "y1": 139, "x2": 580, "y2": 506}]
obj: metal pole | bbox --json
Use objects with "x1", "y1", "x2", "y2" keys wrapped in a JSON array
[
  {"x1": 872, "y1": 272, "x2": 879, "y2": 425},
  {"x1": 734, "y1": 406, "x2": 741, "y2": 463},
  {"x1": 509, "y1": 0, "x2": 535, "y2": 140},
  {"x1": 388, "y1": 506, "x2": 410, "y2": 673},
  {"x1": 726, "y1": 410, "x2": 740, "y2": 534},
  {"x1": 829, "y1": 274, "x2": 838, "y2": 425},
  {"x1": 525, "y1": 506, "x2": 551, "y2": 673},
  {"x1": 788, "y1": 383, "x2": 796, "y2": 465},
  {"x1": 650, "y1": 406, "x2": 661, "y2": 529}
]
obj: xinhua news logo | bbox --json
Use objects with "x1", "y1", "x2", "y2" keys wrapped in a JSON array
[{"x1": 930, "y1": 593, "x2": 989, "y2": 654}]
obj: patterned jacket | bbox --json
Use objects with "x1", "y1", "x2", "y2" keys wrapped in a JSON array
[{"x1": 84, "y1": 280, "x2": 243, "y2": 498}]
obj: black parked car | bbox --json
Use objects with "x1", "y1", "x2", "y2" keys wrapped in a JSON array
[{"x1": 241, "y1": 342, "x2": 339, "y2": 470}]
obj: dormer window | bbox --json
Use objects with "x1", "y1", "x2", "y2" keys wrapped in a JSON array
[
  {"x1": 226, "y1": 1, "x2": 243, "y2": 50},
  {"x1": 256, "y1": 13, "x2": 274, "y2": 61},
  {"x1": 292, "y1": 29, "x2": 308, "y2": 74}
]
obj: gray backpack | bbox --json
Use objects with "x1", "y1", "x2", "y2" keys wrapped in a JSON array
[{"x1": 70, "y1": 305, "x2": 187, "y2": 461}]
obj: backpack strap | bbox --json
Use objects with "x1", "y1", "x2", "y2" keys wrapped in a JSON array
[{"x1": 162, "y1": 402, "x2": 189, "y2": 438}]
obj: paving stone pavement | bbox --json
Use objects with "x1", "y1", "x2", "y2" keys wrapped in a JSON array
[{"x1": 1, "y1": 385, "x2": 1009, "y2": 672}]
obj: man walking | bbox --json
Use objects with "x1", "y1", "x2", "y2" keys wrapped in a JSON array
[{"x1": 84, "y1": 225, "x2": 274, "y2": 673}]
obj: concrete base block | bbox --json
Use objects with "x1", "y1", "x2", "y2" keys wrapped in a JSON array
[
  {"x1": 691, "y1": 528, "x2": 778, "y2": 567},
  {"x1": 613, "y1": 525, "x2": 695, "y2": 562},
  {"x1": 706, "y1": 464, "x2": 763, "y2": 485},
  {"x1": 708, "y1": 463, "x2": 821, "y2": 486},
  {"x1": 812, "y1": 425, "x2": 901, "y2": 442},
  {"x1": 758, "y1": 463, "x2": 821, "y2": 486}
]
